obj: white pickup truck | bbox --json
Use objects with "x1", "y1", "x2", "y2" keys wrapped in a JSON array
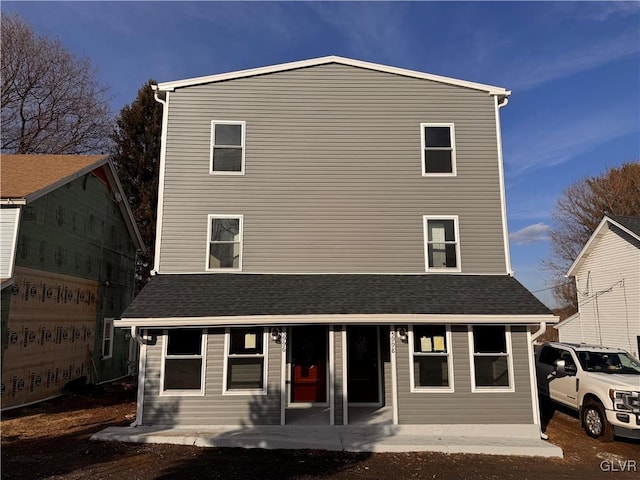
[{"x1": 536, "y1": 342, "x2": 640, "y2": 441}]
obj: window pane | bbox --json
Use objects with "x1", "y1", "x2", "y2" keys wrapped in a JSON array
[
  {"x1": 227, "y1": 357, "x2": 264, "y2": 389},
  {"x1": 164, "y1": 358, "x2": 202, "y2": 390},
  {"x1": 209, "y1": 242, "x2": 240, "y2": 268},
  {"x1": 428, "y1": 220, "x2": 455, "y2": 242},
  {"x1": 414, "y1": 356, "x2": 449, "y2": 387},
  {"x1": 230, "y1": 328, "x2": 263, "y2": 354},
  {"x1": 211, "y1": 218, "x2": 240, "y2": 242},
  {"x1": 102, "y1": 339, "x2": 111, "y2": 357},
  {"x1": 473, "y1": 326, "x2": 507, "y2": 353},
  {"x1": 424, "y1": 150, "x2": 452, "y2": 173},
  {"x1": 428, "y1": 243, "x2": 457, "y2": 268},
  {"x1": 215, "y1": 124, "x2": 242, "y2": 146},
  {"x1": 425, "y1": 127, "x2": 451, "y2": 147},
  {"x1": 474, "y1": 356, "x2": 509, "y2": 387},
  {"x1": 213, "y1": 148, "x2": 242, "y2": 172},
  {"x1": 167, "y1": 329, "x2": 202, "y2": 355},
  {"x1": 413, "y1": 325, "x2": 447, "y2": 352},
  {"x1": 538, "y1": 346, "x2": 560, "y2": 366}
]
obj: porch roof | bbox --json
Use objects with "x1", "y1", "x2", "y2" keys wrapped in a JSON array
[{"x1": 119, "y1": 274, "x2": 554, "y2": 326}]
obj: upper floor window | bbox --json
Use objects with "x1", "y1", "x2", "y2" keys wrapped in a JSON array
[
  {"x1": 469, "y1": 325, "x2": 513, "y2": 392},
  {"x1": 210, "y1": 121, "x2": 245, "y2": 174},
  {"x1": 421, "y1": 123, "x2": 456, "y2": 176},
  {"x1": 423, "y1": 216, "x2": 460, "y2": 271},
  {"x1": 206, "y1": 215, "x2": 243, "y2": 271}
]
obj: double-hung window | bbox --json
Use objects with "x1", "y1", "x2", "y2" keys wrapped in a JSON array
[
  {"x1": 161, "y1": 329, "x2": 206, "y2": 395},
  {"x1": 421, "y1": 123, "x2": 456, "y2": 175},
  {"x1": 470, "y1": 325, "x2": 513, "y2": 391},
  {"x1": 101, "y1": 318, "x2": 114, "y2": 359},
  {"x1": 224, "y1": 328, "x2": 267, "y2": 394},
  {"x1": 210, "y1": 121, "x2": 245, "y2": 174},
  {"x1": 423, "y1": 216, "x2": 460, "y2": 271},
  {"x1": 206, "y1": 215, "x2": 243, "y2": 270},
  {"x1": 410, "y1": 325, "x2": 454, "y2": 392}
]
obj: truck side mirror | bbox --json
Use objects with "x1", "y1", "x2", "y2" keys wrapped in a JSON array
[{"x1": 555, "y1": 359, "x2": 576, "y2": 376}]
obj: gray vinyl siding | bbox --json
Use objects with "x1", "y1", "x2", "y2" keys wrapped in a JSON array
[
  {"x1": 142, "y1": 328, "x2": 281, "y2": 425},
  {"x1": 333, "y1": 326, "x2": 344, "y2": 425},
  {"x1": 159, "y1": 63, "x2": 507, "y2": 274},
  {"x1": 396, "y1": 325, "x2": 533, "y2": 424}
]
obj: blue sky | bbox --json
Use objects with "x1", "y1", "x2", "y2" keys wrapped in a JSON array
[{"x1": 5, "y1": 1, "x2": 639, "y2": 307}]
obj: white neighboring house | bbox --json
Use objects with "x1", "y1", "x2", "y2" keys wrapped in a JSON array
[{"x1": 558, "y1": 215, "x2": 640, "y2": 358}]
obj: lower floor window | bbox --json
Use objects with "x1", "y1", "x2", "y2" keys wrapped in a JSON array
[
  {"x1": 162, "y1": 329, "x2": 206, "y2": 393},
  {"x1": 411, "y1": 325, "x2": 452, "y2": 390},
  {"x1": 225, "y1": 328, "x2": 266, "y2": 393},
  {"x1": 471, "y1": 325, "x2": 512, "y2": 389}
]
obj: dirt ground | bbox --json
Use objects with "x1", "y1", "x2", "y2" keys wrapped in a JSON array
[{"x1": 2, "y1": 381, "x2": 639, "y2": 480}]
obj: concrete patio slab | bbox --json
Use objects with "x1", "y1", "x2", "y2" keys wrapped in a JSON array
[{"x1": 91, "y1": 425, "x2": 563, "y2": 458}]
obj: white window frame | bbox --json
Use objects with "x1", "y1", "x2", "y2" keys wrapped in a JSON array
[
  {"x1": 223, "y1": 327, "x2": 268, "y2": 396},
  {"x1": 205, "y1": 214, "x2": 243, "y2": 272},
  {"x1": 420, "y1": 123, "x2": 457, "y2": 177},
  {"x1": 423, "y1": 215, "x2": 461, "y2": 272},
  {"x1": 468, "y1": 325, "x2": 515, "y2": 393},
  {"x1": 210, "y1": 120, "x2": 246, "y2": 175},
  {"x1": 160, "y1": 329, "x2": 207, "y2": 397},
  {"x1": 408, "y1": 325, "x2": 454, "y2": 393},
  {"x1": 101, "y1": 318, "x2": 114, "y2": 359}
]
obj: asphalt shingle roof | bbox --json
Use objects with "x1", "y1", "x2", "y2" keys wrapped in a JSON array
[
  {"x1": 122, "y1": 274, "x2": 551, "y2": 319},
  {"x1": 0, "y1": 154, "x2": 107, "y2": 199},
  {"x1": 610, "y1": 215, "x2": 640, "y2": 237}
]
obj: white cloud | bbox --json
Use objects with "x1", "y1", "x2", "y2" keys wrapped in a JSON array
[
  {"x1": 507, "y1": 30, "x2": 640, "y2": 91},
  {"x1": 504, "y1": 102, "x2": 638, "y2": 176},
  {"x1": 510, "y1": 223, "x2": 550, "y2": 245}
]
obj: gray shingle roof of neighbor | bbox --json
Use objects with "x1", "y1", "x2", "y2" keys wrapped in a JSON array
[
  {"x1": 122, "y1": 274, "x2": 552, "y2": 319},
  {"x1": 610, "y1": 215, "x2": 640, "y2": 237}
]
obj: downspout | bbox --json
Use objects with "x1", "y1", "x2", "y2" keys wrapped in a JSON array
[
  {"x1": 530, "y1": 321, "x2": 547, "y2": 439},
  {"x1": 531, "y1": 322, "x2": 546, "y2": 343},
  {"x1": 151, "y1": 87, "x2": 169, "y2": 276},
  {"x1": 131, "y1": 326, "x2": 144, "y2": 345}
]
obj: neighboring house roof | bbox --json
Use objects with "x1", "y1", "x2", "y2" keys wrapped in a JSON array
[
  {"x1": 567, "y1": 214, "x2": 640, "y2": 277},
  {"x1": 118, "y1": 274, "x2": 553, "y2": 327},
  {"x1": 1, "y1": 155, "x2": 108, "y2": 201},
  {"x1": 154, "y1": 55, "x2": 511, "y2": 102},
  {"x1": 0, "y1": 154, "x2": 146, "y2": 259}
]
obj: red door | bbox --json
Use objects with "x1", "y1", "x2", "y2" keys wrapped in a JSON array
[{"x1": 290, "y1": 326, "x2": 327, "y2": 403}]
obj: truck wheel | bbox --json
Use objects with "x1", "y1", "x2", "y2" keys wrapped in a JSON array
[{"x1": 582, "y1": 400, "x2": 614, "y2": 441}]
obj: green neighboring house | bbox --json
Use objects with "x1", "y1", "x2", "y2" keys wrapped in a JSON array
[{"x1": 1, "y1": 155, "x2": 145, "y2": 409}]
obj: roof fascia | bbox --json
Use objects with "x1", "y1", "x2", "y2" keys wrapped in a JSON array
[
  {"x1": 23, "y1": 156, "x2": 109, "y2": 203},
  {"x1": 103, "y1": 159, "x2": 147, "y2": 254},
  {"x1": 116, "y1": 313, "x2": 557, "y2": 328},
  {"x1": 567, "y1": 215, "x2": 640, "y2": 277},
  {"x1": 155, "y1": 55, "x2": 511, "y2": 98}
]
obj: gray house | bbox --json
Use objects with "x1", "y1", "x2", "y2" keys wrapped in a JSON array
[{"x1": 117, "y1": 56, "x2": 555, "y2": 440}]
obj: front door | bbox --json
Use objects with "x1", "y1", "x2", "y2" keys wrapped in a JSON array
[
  {"x1": 347, "y1": 326, "x2": 380, "y2": 404},
  {"x1": 290, "y1": 326, "x2": 328, "y2": 403}
]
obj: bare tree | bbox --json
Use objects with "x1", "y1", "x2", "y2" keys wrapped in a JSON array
[
  {"x1": 1, "y1": 14, "x2": 112, "y2": 154},
  {"x1": 545, "y1": 162, "x2": 640, "y2": 308}
]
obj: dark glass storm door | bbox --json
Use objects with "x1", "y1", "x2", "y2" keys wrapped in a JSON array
[{"x1": 347, "y1": 326, "x2": 381, "y2": 404}]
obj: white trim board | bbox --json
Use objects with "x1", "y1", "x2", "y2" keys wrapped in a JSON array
[{"x1": 115, "y1": 314, "x2": 557, "y2": 329}]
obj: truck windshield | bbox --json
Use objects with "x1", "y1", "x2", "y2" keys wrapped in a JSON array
[{"x1": 577, "y1": 351, "x2": 640, "y2": 375}]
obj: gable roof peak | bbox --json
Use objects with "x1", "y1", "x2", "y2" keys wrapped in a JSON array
[{"x1": 154, "y1": 55, "x2": 511, "y2": 100}]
